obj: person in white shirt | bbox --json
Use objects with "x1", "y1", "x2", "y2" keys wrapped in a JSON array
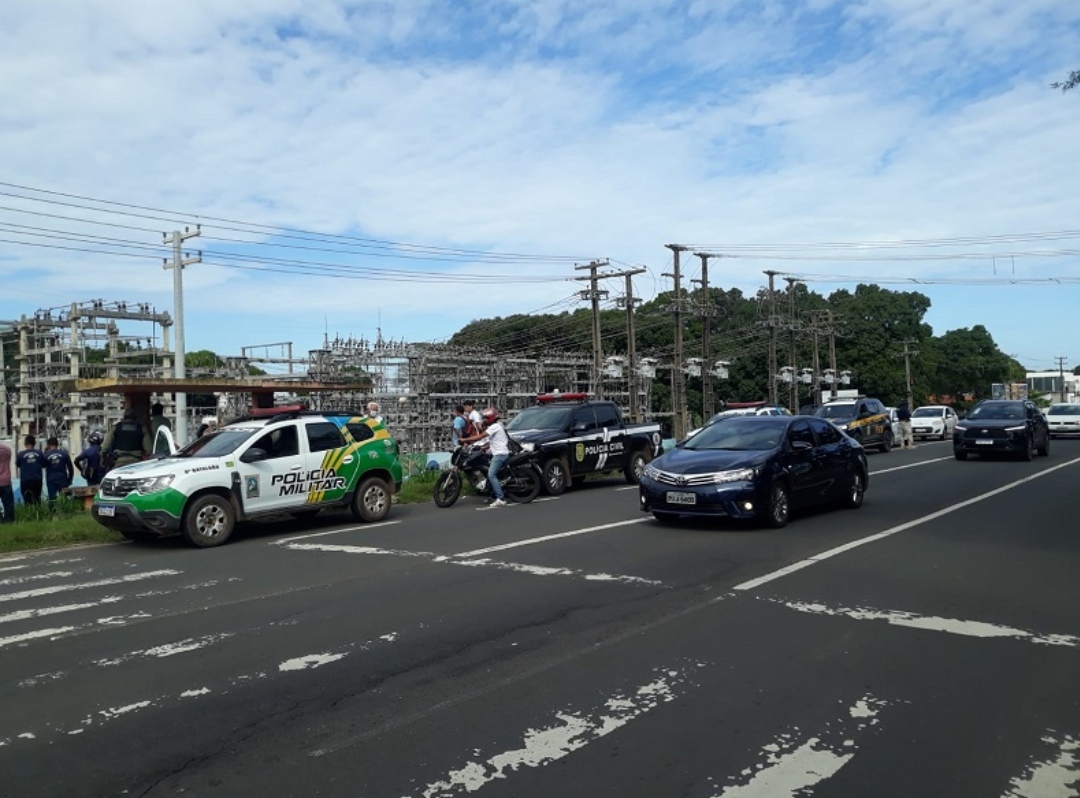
[
  {"x1": 366, "y1": 401, "x2": 383, "y2": 423},
  {"x1": 459, "y1": 406, "x2": 510, "y2": 507},
  {"x1": 463, "y1": 400, "x2": 483, "y2": 431}
]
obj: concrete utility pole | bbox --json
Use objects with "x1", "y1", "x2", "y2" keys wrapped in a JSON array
[
  {"x1": 574, "y1": 260, "x2": 610, "y2": 399},
  {"x1": 163, "y1": 226, "x2": 202, "y2": 447},
  {"x1": 827, "y1": 310, "x2": 839, "y2": 401},
  {"x1": 785, "y1": 277, "x2": 800, "y2": 412},
  {"x1": 693, "y1": 252, "x2": 722, "y2": 419},
  {"x1": 613, "y1": 267, "x2": 647, "y2": 421},
  {"x1": 1055, "y1": 355, "x2": 1069, "y2": 402},
  {"x1": 765, "y1": 270, "x2": 779, "y2": 405},
  {"x1": 898, "y1": 339, "x2": 919, "y2": 409},
  {"x1": 665, "y1": 245, "x2": 690, "y2": 440}
]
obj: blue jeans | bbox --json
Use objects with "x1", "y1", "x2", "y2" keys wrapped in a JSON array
[
  {"x1": 0, "y1": 485, "x2": 13, "y2": 522},
  {"x1": 487, "y1": 453, "x2": 509, "y2": 500}
]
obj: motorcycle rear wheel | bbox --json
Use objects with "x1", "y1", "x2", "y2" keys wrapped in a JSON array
[
  {"x1": 504, "y1": 467, "x2": 541, "y2": 504},
  {"x1": 433, "y1": 471, "x2": 463, "y2": 507}
]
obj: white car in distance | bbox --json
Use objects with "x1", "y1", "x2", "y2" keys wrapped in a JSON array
[
  {"x1": 1045, "y1": 403, "x2": 1080, "y2": 438},
  {"x1": 911, "y1": 405, "x2": 959, "y2": 440}
]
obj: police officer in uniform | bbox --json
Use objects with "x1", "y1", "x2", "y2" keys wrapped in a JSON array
[{"x1": 103, "y1": 409, "x2": 151, "y2": 468}]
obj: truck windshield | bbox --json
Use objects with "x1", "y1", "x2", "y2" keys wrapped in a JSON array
[
  {"x1": 816, "y1": 404, "x2": 856, "y2": 420},
  {"x1": 507, "y1": 406, "x2": 575, "y2": 431}
]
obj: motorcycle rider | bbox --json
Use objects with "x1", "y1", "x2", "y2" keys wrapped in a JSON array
[{"x1": 459, "y1": 406, "x2": 510, "y2": 508}]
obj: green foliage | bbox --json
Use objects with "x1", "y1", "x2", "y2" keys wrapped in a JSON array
[
  {"x1": 0, "y1": 500, "x2": 123, "y2": 553},
  {"x1": 1051, "y1": 70, "x2": 1080, "y2": 92}
]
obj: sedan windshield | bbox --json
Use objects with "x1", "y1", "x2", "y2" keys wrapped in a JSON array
[
  {"x1": 1048, "y1": 405, "x2": 1080, "y2": 415},
  {"x1": 912, "y1": 407, "x2": 943, "y2": 418},
  {"x1": 968, "y1": 402, "x2": 1024, "y2": 420},
  {"x1": 506, "y1": 406, "x2": 574, "y2": 431},
  {"x1": 685, "y1": 417, "x2": 787, "y2": 451},
  {"x1": 175, "y1": 428, "x2": 258, "y2": 458}
]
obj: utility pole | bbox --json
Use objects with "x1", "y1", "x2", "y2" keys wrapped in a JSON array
[
  {"x1": 693, "y1": 252, "x2": 722, "y2": 419},
  {"x1": 613, "y1": 267, "x2": 647, "y2": 421},
  {"x1": 784, "y1": 277, "x2": 800, "y2": 412},
  {"x1": 898, "y1": 340, "x2": 919, "y2": 409},
  {"x1": 665, "y1": 244, "x2": 690, "y2": 440},
  {"x1": 764, "y1": 270, "x2": 779, "y2": 405},
  {"x1": 1055, "y1": 355, "x2": 1069, "y2": 402},
  {"x1": 574, "y1": 260, "x2": 610, "y2": 399},
  {"x1": 163, "y1": 226, "x2": 202, "y2": 447},
  {"x1": 827, "y1": 310, "x2": 839, "y2": 401}
]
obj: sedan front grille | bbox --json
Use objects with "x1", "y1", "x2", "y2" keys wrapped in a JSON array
[
  {"x1": 648, "y1": 468, "x2": 718, "y2": 487},
  {"x1": 99, "y1": 477, "x2": 140, "y2": 498}
]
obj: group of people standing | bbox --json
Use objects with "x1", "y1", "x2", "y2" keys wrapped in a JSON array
[{"x1": 0, "y1": 434, "x2": 80, "y2": 521}]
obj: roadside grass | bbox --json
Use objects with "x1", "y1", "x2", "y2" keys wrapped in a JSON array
[{"x1": 0, "y1": 471, "x2": 444, "y2": 556}]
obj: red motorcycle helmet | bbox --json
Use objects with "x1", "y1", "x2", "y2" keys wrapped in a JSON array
[{"x1": 482, "y1": 407, "x2": 499, "y2": 422}]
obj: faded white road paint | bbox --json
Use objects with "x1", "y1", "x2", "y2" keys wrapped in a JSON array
[
  {"x1": 0, "y1": 626, "x2": 77, "y2": 648},
  {"x1": 279, "y1": 652, "x2": 346, "y2": 671},
  {"x1": 714, "y1": 695, "x2": 888, "y2": 797},
  {"x1": 0, "y1": 595, "x2": 122, "y2": 624},
  {"x1": 273, "y1": 520, "x2": 400, "y2": 543},
  {"x1": 869, "y1": 455, "x2": 952, "y2": 476},
  {"x1": 775, "y1": 599, "x2": 1080, "y2": 648},
  {"x1": 0, "y1": 570, "x2": 78, "y2": 586},
  {"x1": 734, "y1": 454, "x2": 1080, "y2": 591},
  {"x1": 285, "y1": 541, "x2": 663, "y2": 587},
  {"x1": 1003, "y1": 733, "x2": 1080, "y2": 797},
  {"x1": 0, "y1": 564, "x2": 29, "y2": 573},
  {"x1": 418, "y1": 665, "x2": 702, "y2": 798},
  {"x1": 453, "y1": 518, "x2": 649, "y2": 558},
  {"x1": 180, "y1": 687, "x2": 211, "y2": 698},
  {"x1": 94, "y1": 633, "x2": 234, "y2": 666},
  {"x1": 0, "y1": 569, "x2": 181, "y2": 603}
]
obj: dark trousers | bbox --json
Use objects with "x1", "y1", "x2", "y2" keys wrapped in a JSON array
[
  {"x1": 21, "y1": 480, "x2": 43, "y2": 505},
  {"x1": 0, "y1": 485, "x2": 13, "y2": 522},
  {"x1": 47, "y1": 481, "x2": 69, "y2": 502}
]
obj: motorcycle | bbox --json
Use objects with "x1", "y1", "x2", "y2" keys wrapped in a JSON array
[{"x1": 433, "y1": 443, "x2": 542, "y2": 507}]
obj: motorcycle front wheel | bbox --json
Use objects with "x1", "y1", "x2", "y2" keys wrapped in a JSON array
[
  {"x1": 433, "y1": 471, "x2": 463, "y2": 507},
  {"x1": 504, "y1": 466, "x2": 541, "y2": 504}
]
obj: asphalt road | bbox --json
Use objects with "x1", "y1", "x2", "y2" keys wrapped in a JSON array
[{"x1": 2, "y1": 439, "x2": 1079, "y2": 798}]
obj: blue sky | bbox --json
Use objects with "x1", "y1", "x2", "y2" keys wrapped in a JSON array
[{"x1": 2, "y1": 0, "x2": 1079, "y2": 374}]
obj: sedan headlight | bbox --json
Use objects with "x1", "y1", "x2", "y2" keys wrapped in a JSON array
[
  {"x1": 838, "y1": 423, "x2": 850, "y2": 431},
  {"x1": 136, "y1": 475, "x2": 175, "y2": 494},
  {"x1": 643, "y1": 464, "x2": 661, "y2": 480},
  {"x1": 712, "y1": 467, "x2": 759, "y2": 484}
]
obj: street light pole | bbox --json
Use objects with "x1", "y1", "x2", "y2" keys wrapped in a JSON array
[{"x1": 163, "y1": 227, "x2": 201, "y2": 447}]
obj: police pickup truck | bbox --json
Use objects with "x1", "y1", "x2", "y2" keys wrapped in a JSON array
[
  {"x1": 91, "y1": 409, "x2": 403, "y2": 548},
  {"x1": 505, "y1": 393, "x2": 663, "y2": 495}
]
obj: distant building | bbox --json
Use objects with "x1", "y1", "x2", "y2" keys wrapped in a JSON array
[{"x1": 1025, "y1": 371, "x2": 1080, "y2": 403}]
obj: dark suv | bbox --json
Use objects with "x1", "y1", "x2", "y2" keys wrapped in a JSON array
[
  {"x1": 814, "y1": 397, "x2": 893, "y2": 452},
  {"x1": 953, "y1": 400, "x2": 1049, "y2": 460}
]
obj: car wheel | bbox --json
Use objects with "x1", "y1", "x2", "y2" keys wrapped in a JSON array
[
  {"x1": 542, "y1": 458, "x2": 570, "y2": 496},
  {"x1": 351, "y1": 476, "x2": 392, "y2": 522},
  {"x1": 624, "y1": 448, "x2": 650, "y2": 484},
  {"x1": 1037, "y1": 434, "x2": 1050, "y2": 457},
  {"x1": 842, "y1": 468, "x2": 866, "y2": 509},
  {"x1": 652, "y1": 511, "x2": 680, "y2": 525},
  {"x1": 954, "y1": 448, "x2": 968, "y2": 461},
  {"x1": 181, "y1": 494, "x2": 235, "y2": 548},
  {"x1": 763, "y1": 482, "x2": 790, "y2": 529},
  {"x1": 879, "y1": 431, "x2": 892, "y2": 453}
]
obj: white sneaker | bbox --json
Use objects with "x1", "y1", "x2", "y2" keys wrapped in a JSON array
[{"x1": 490, "y1": 498, "x2": 507, "y2": 508}]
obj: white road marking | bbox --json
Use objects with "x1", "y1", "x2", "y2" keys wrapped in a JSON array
[
  {"x1": 734, "y1": 455, "x2": 1080, "y2": 591},
  {"x1": 454, "y1": 518, "x2": 649, "y2": 558},
  {"x1": 272, "y1": 520, "x2": 400, "y2": 543},
  {"x1": 1002, "y1": 732, "x2": 1080, "y2": 797},
  {"x1": 0, "y1": 570, "x2": 76, "y2": 586},
  {"x1": 772, "y1": 599, "x2": 1080, "y2": 648},
  {"x1": 713, "y1": 694, "x2": 889, "y2": 797},
  {"x1": 0, "y1": 595, "x2": 123, "y2": 624},
  {"x1": 284, "y1": 541, "x2": 663, "y2": 587},
  {"x1": 94, "y1": 633, "x2": 234, "y2": 666},
  {"x1": 279, "y1": 652, "x2": 347, "y2": 671},
  {"x1": 0, "y1": 569, "x2": 181, "y2": 603},
  {"x1": 0, "y1": 565, "x2": 29, "y2": 573},
  {"x1": 0, "y1": 626, "x2": 77, "y2": 648},
  {"x1": 180, "y1": 687, "x2": 211, "y2": 698},
  {"x1": 614, "y1": 485, "x2": 638, "y2": 491},
  {"x1": 870, "y1": 456, "x2": 952, "y2": 475},
  {"x1": 417, "y1": 665, "x2": 702, "y2": 798}
]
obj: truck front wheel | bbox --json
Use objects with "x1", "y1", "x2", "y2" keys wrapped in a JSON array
[
  {"x1": 542, "y1": 458, "x2": 570, "y2": 496},
  {"x1": 624, "y1": 448, "x2": 650, "y2": 484}
]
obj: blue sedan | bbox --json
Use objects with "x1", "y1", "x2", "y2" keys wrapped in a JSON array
[{"x1": 639, "y1": 415, "x2": 869, "y2": 528}]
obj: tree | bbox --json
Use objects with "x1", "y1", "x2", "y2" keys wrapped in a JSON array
[{"x1": 1051, "y1": 70, "x2": 1080, "y2": 92}]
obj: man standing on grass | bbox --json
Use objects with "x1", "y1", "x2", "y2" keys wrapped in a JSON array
[
  {"x1": 16, "y1": 435, "x2": 44, "y2": 506},
  {"x1": 0, "y1": 439, "x2": 13, "y2": 523},
  {"x1": 43, "y1": 437, "x2": 75, "y2": 504}
]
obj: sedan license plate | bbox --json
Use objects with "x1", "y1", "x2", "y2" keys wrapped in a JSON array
[
  {"x1": 975, "y1": 439, "x2": 994, "y2": 445},
  {"x1": 666, "y1": 491, "x2": 697, "y2": 505},
  {"x1": 97, "y1": 505, "x2": 116, "y2": 517}
]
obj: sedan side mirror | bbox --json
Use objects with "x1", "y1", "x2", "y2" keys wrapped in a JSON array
[{"x1": 790, "y1": 440, "x2": 813, "y2": 451}]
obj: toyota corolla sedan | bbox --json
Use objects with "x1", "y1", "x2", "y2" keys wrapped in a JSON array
[
  {"x1": 639, "y1": 415, "x2": 869, "y2": 528},
  {"x1": 953, "y1": 399, "x2": 1050, "y2": 460}
]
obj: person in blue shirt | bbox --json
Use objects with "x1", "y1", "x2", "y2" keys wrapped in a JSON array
[
  {"x1": 74, "y1": 430, "x2": 108, "y2": 487},
  {"x1": 450, "y1": 405, "x2": 467, "y2": 448},
  {"x1": 15, "y1": 435, "x2": 45, "y2": 506},
  {"x1": 43, "y1": 437, "x2": 75, "y2": 503}
]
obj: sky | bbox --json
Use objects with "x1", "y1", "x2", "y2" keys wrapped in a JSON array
[{"x1": 2, "y1": 0, "x2": 1079, "y2": 376}]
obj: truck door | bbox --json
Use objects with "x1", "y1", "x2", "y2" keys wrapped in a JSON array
[
  {"x1": 591, "y1": 403, "x2": 626, "y2": 470},
  {"x1": 568, "y1": 406, "x2": 602, "y2": 476}
]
